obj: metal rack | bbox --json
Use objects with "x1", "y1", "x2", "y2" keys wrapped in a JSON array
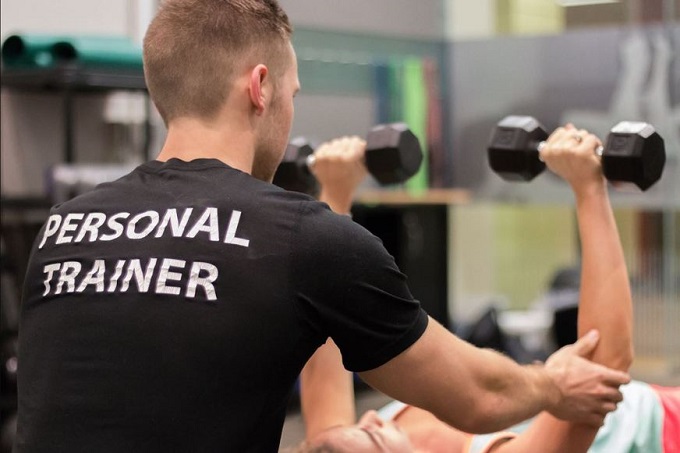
[{"x1": 1, "y1": 64, "x2": 150, "y2": 163}]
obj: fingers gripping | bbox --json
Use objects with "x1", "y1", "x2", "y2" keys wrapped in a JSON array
[
  {"x1": 545, "y1": 337, "x2": 631, "y2": 426},
  {"x1": 541, "y1": 127, "x2": 602, "y2": 161}
]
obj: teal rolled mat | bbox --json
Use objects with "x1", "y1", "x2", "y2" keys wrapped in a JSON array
[
  {"x1": 51, "y1": 36, "x2": 143, "y2": 70},
  {"x1": 1, "y1": 34, "x2": 62, "y2": 68},
  {"x1": 2, "y1": 34, "x2": 143, "y2": 70}
]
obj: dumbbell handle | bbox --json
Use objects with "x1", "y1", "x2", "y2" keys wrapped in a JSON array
[
  {"x1": 536, "y1": 141, "x2": 604, "y2": 162},
  {"x1": 305, "y1": 154, "x2": 318, "y2": 168},
  {"x1": 304, "y1": 153, "x2": 364, "y2": 168},
  {"x1": 290, "y1": 123, "x2": 422, "y2": 186}
]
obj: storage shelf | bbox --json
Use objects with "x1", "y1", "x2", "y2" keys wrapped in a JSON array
[
  {"x1": 355, "y1": 188, "x2": 471, "y2": 205},
  {"x1": 0, "y1": 64, "x2": 147, "y2": 92},
  {"x1": 1, "y1": 64, "x2": 150, "y2": 163}
]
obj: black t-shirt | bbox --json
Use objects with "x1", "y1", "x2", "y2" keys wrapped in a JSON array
[{"x1": 16, "y1": 158, "x2": 428, "y2": 452}]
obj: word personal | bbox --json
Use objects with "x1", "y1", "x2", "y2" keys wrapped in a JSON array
[{"x1": 38, "y1": 207, "x2": 250, "y2": 249}]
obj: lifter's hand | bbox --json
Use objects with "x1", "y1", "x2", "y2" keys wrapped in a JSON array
[
  {"x1": 544, "y1": 330, "x2": 630, "y2": 427},
  {"x1": 310, "y1": 136, "x2": 368, "y2": 214},
  {"x1": 539, "y1": 124, "x2": 605, "y2": 198}
]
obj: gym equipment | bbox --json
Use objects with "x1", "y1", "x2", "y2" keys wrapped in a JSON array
[
  {"x1": 1, "y1": 35, "x2": 60, "y2": 68},
  {"x1": 1, "y1": 34, "x2": 143, "y2": 70},
  {"x1": 272, "y1": 139, "x2": 318, "y2": 195},
  {"x1": 273, "y1": 123, "x2": 423, "y2": 194},
  {"x1": 487, "y1": 115, "x2": 666, "y2": 191}
]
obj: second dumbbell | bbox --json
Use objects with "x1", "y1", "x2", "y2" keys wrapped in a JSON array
[
  {"x1": 487, "y1": 115, "x2": 665, "y2": 191},
  {"x1": 273, "y1": 123, "x2": 423, "y2": 194}
]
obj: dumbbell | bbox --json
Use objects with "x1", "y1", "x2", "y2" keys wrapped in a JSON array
[
  {"x1": 487, "y1": 115, "x2": 666, "y2": 191},
  {"x1": 273, "y1": 123, "x2": 423, "y2": 194}
]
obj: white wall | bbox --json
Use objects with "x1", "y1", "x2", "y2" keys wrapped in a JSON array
[
  {"x1": 0, "y1": 0, "x2": 130, "y2": 38},
  {"x1": 280, "y1": 0, "x2": 444, "y2": 40},
  {"x1": 444, "y1": 0, "x2": 496, "y2": 41}
]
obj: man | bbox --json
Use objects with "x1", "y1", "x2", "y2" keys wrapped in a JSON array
[
  {"x1": 295, "y1": 126, "x2": 680, "y2": 453},
  {"x1": 15, "y1": 1, "x2": 629, "y2": 451}
]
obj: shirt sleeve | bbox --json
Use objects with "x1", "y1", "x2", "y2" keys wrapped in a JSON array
[{"x1": 291, "y1": 201, "x2": 428, "y2": 372}]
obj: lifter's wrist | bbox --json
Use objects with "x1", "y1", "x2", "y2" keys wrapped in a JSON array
[
  {"x1": 318, "y1": 189, "x2": 354, "y2": 215},
  {"x1": 571, "y1": 177, "x2": 607, "y2": 202}
]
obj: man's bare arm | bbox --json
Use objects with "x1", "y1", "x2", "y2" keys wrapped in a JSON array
[{"x1": 359, "y1": 317, "x2": 628, "y2": 434}]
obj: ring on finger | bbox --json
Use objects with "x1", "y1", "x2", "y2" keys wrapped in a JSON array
[{"x1": 537, "y1": 141, "x2": 547, "y2": 162}]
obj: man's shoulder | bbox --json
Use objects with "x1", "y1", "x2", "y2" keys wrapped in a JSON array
[{"x1": 297, "y1": 200, "x2": 379, "y2": 247}]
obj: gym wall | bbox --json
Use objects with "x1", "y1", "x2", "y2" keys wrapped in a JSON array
[
  {"x1": 0, "y1": 0, "x2": 447, "y2": 196},
  {"x1": 447, "y1": 24, "x2": 680, "y2": 208}
]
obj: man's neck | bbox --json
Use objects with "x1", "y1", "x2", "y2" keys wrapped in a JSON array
[{"x1": 156, "y1": 116, "x2": 255, "y2": 175}]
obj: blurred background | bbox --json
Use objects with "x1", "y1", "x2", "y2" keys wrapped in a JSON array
[{"x1": 1, "y1": 0, "x2": 679, "y2": 449}]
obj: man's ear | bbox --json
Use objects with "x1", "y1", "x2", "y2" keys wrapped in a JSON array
[{"x1": 249, "y1": 64, "x2": 269, "y2": 115}]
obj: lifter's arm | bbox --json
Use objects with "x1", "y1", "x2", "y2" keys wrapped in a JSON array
[
  {"x1": 570, "y1": 140, "x2": 634, "y2": 370},
  {"x1": 301, "y1": 339, "x2": 355, "y2": 439},
  {"x1": 491, "y1": 125, "x2": 634, "y2": 453}
]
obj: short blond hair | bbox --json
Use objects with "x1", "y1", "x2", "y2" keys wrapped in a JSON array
[{"x1": 143, "y1": 0, "x2": 292, "y2": 124}]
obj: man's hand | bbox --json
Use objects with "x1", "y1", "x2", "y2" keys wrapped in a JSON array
[
  {"x1": 310, "y1": 136, "x2": 368, "y2": 214},
  {"x1": 544, "y1": 330, "x2": 631, "y2": 427}
]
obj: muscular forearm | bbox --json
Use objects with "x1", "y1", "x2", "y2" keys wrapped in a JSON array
[
  {"x1": 361, "y1": 320, "x2": 559, "y2": 434},
  {"x1": 450, "y1": 347, "x2": 561, "y2": 433}
]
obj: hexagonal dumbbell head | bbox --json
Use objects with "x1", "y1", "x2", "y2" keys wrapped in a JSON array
[
  {"x1": 488, "y1": 116, "x2": 548, "y2": 182},
  {"x1": 272, "y1": 137, "x2": 319, "y2": 195},
  {"x1": 601, "y1": 122, "x2": 666, "y2": 191},
  {"x1": 365, "y1": 123, "x2": 423, "y2": 185}
]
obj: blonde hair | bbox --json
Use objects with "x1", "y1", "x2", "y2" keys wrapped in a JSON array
[{"x1": 143, "y1": 0, "x2": 292, "y2": 124}]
